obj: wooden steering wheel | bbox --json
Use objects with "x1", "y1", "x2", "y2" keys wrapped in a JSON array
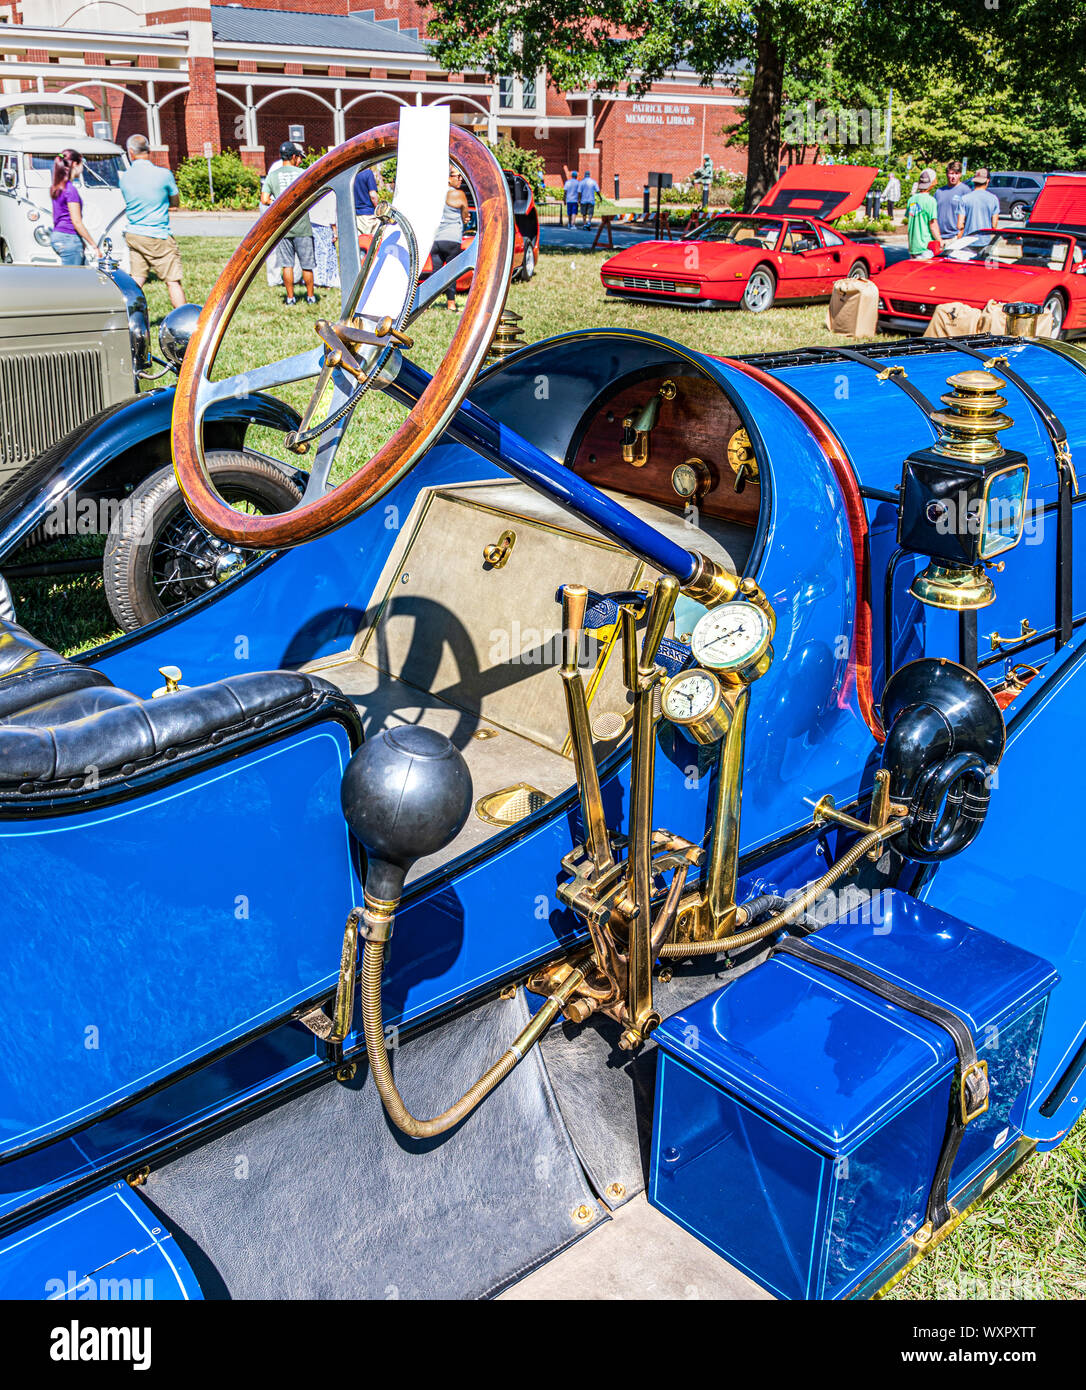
[{"x1": 173, "y1": 124, "x2": 513, "y2": 547}]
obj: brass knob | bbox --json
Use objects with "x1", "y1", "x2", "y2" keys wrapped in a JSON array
[{"x1": 153, "y1": 665, "x2": 183, "y2": 697}]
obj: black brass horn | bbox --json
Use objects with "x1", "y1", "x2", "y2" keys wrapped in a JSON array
[{"x1": 879, "y1": 658, "x2": 1006, "y2": 863}]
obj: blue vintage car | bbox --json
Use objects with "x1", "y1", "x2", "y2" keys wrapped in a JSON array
[{"x1": 0, "y1": 121, "x2": 1081, "y2": 1304}]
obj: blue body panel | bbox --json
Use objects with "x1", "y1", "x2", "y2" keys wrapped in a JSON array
[
  {"x1": 0, "y1": 1180, "x2": 201, "y2": 1300},
  {"x1": 921, "y1": 629, "x2": 1086, "y2": 1147}
]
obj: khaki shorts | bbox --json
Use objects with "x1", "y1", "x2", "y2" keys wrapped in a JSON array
[
  {"x1": 125, "y1": 232, "x2": 182, "y2": 284},
  {"x1": 355, "y1": 213, "x2": 381, "y2": 238}
]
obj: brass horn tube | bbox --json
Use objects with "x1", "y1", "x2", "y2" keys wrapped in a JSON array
[
  {"x1": 361, "y1": 928, "x2": 585, "y2": 1138},
  {"x1": 658, "y1": 820, "x2": 905, "y2": 957}
]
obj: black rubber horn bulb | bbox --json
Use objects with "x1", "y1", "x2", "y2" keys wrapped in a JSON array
[{"x1": 341, "y1": 725, "x2": 473, "y2": 901}]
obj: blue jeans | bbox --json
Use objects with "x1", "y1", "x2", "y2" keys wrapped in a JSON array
[
  {"x1": 50, "y1": 231, "x2": 84, "y2": 265},
  {"x1": 566, "y1": 201, "x2": 578, "y2": 225}
]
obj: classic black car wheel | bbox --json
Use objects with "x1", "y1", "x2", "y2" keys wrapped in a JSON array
[
  {"x1": 741, "y1": 267, "x2": 775, "y2": 312},
  {"x1": 1042, "y1": 292, "x2": 1066, "y2": 338},
  {"x1": 1010, "y1": 200, "x2": 1029, "y2": 222},
  {"x1": 103, "y1": 450, "x2": 303, "y2": 631},
  {"x1": 847, "y1": 260, "x2": 869, "y2": 280}
]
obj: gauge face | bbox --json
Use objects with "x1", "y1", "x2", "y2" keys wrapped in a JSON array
[
  {"x1": 691, "y1": 601, "x2": 771, "y2": 672},
  {"x1": 671, "y1": 458, "x2": 708, "y2": 500},
  {"x1": 662, "y1": 670, "x2": 719, "y2": 721}
]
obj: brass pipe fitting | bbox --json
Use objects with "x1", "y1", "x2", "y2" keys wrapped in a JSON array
[{"x1": 658, "y1": 820, "x2": 905, "y2": 957}]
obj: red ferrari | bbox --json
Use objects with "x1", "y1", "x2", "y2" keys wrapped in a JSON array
[
  {"x1": 876, "y1": 175, "x2": 1086, "y2": 338},
  {"x1": 599, "y1": 165, "x2": 886, "y2": 311}
]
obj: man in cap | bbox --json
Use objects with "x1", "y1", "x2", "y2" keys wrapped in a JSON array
[
  {"x1": 906, "y1": 167, "x2": 942, "y2": 259},
  {"x1": 261, "y1": 142, "x2": 317, "y2": 304}
]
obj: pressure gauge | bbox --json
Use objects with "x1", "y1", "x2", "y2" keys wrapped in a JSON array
[
  {"x1": 690, "y1": 600, "x2": 772, "y2": 678},
  {"x1": 671, "y1": 457, "x2": 710, "y2": 501},
  {"x1": 661, "y1": 669, "x2": 731, "y2": 744}
]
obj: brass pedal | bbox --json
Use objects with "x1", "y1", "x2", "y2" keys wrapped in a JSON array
[{"x1": 475, "y1": 783, "x2": 549, "y2": 826}]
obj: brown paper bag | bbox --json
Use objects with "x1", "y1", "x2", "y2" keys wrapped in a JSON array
[
  {"x1": 826, "y1": 278, "x2": 879, "y2": 337},
  {"x1": 923, "y1": 301, "x2": 984, "y2": 337},
  {"x1": 978, "y1": 299, "x2": 1007, "y2": 334}
]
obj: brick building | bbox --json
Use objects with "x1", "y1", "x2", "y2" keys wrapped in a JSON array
[{"x1": 0, "y1": 0, "x2": 748, "y2": 191}]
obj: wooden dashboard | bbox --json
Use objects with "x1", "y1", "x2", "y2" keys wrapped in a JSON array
[{"x1": 565, "y1": 370, "x2": 762, "y2": 526}]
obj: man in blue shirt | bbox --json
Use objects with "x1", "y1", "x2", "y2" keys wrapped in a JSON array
[
  {"x1": 960, "y1": 168, "x2": 1002, "y2": 236},
  {"x1": 578, "y1": 171, "x2": 600, "y2": 228},
  {"x1": 563, "y1": 171, "x2": 580, "y2": 227},
  {"x1": 353, "y1": 166, "x2": 380, "y2": 238},
  {"x1": 935, "y1": 159, "x2": 966, "y2": 239},
  {"x1": 119, "y1": 133, "x2": 185, "y2": 307}
]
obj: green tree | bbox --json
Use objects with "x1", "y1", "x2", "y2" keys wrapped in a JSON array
[{"x1": 426, "y1": 0, "x2": 971, "y2": 207}]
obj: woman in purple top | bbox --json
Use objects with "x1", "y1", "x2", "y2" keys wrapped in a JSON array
[{"x1": 50, "y1": 149, "x2": 99, "y2": 266}]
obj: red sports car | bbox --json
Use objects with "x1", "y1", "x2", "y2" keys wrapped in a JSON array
[
  {"x1": 876, "y1": 175, "x2": 1086, "y2": 338},
  {"x1": 599, "y1": 165, "x2": 886, "y2": 311}
]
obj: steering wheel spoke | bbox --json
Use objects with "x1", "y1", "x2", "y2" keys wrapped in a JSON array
[{"x1": 197, "y1": 346, "x2": 327, "y2": 409}]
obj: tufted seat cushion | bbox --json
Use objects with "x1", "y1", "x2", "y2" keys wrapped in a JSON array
[{"x1": 0, "y1": 617, "x2": 352, "y2": 795}]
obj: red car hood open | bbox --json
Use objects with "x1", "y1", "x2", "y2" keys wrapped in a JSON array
[
  {"x1": 1028, "y1": 174, "x2": 1086, "y2": 233},
  {"x1": 755, "y1": 164, "x2": 876, "y2": 220}
]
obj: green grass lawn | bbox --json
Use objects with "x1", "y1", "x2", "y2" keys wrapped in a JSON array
[{"x1": 12, "y1": 237, "x2": 1086, "y2": 1300}]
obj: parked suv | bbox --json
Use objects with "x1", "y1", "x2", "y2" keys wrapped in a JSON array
[{"x1": 988, "y1": 171, "x2": 1047, "y2": 223}]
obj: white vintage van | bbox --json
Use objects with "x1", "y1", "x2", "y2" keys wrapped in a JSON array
[{"x1": 0, "y1": 94, "x2": 130, "y2": 269}]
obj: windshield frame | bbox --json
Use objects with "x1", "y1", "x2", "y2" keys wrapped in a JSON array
[
  {"x1": 689, "y1": 215, "x2": 785, "y2": 248},
  {"x1": 940, "y1": 228, "x2": 1075, "y2": 272}
]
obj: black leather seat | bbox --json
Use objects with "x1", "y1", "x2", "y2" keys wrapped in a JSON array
[{"x1": 0, "y1": 617, "x2": 353, "y2": 796}]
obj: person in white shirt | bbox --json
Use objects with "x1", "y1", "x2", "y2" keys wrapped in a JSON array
[{"x1": 309, "y1": 188, "x2": 339, "y2": 288}]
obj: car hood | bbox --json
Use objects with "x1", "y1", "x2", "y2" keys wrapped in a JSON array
[
  {"x1": 602, "y1": 239, "x2": 745, "y2": 275},
  {"x1": 878, "y1": 255, "x2": 1061, "y2": 295},
  {"x1": 1028, "y1": 174, "x2": 1086, "y2": 233},
  {"x1": 756, "y1": 164, "x2": 876, "y2": 220}
]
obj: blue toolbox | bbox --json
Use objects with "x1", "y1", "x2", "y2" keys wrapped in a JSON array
[{"x1": 650, "y1": 891, "x2": 1058, "y2": 1300}]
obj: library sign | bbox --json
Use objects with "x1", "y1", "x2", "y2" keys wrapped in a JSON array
[{"x1": 625, "y1": 102, "x2": 695, "y2": 126}]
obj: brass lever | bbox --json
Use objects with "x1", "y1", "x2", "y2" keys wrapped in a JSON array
[
  {"x1": 560, "y1": 584, "x2": 614, "y2": 876},
  {"x1": 622, "y1": 575, "x2": 680, "y2": 1045}
]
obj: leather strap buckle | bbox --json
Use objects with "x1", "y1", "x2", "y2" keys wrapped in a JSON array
[{"x1": 961, "y1": 1059, "x2": 990, "y2": 1124}]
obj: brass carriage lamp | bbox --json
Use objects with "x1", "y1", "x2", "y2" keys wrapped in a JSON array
[{"x1": 898, "y1": 370, "x2": 1029, "y2": 610}]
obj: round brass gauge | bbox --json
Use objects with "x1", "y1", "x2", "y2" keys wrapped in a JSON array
[
  {"x1": 691, "y1": 600, "x2": 772, "y2": 678},
  {"x1": 726, "y1": 427, "x2": 759, "y2": 488},
  {"x1": 671, "y1": 457, "x2": 710, "y2": 500},
  {"x1": 661, "y1": 668, "x2": 731, "y2": 744}
]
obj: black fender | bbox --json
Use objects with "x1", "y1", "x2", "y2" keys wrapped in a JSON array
[{"x1": 0, "y1": 388, "x2": 301, "y2": 560}]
